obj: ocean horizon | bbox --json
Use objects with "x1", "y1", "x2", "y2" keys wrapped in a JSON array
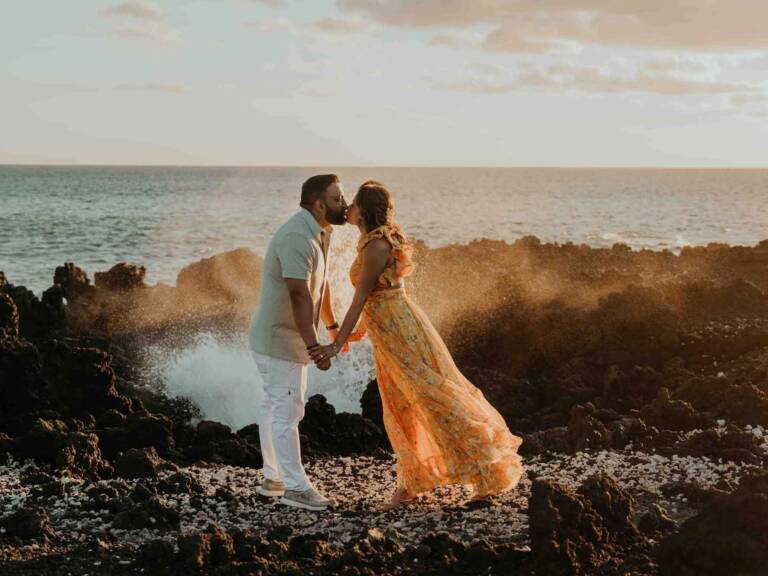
[{"x1": 2, "y1": 165, "x2": 767, "y2": 295}]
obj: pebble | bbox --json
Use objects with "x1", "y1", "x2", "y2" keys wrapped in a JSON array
[{"x1": 1, "y1": 419, "x2": 765, "y2": 560}]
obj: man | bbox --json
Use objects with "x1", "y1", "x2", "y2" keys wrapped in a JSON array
[{"x1": 249, "y1": 174, "x2": 347, "y2": 511}]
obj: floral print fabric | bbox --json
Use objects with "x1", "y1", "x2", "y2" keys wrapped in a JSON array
[{"x1": 350, "y1": 225, "x2": 524, "y2": 496}]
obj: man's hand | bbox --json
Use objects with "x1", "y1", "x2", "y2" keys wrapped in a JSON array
[
  {"x1": 315, "y1": 356, "x2": 332, "y2": 371},
  {"x1": 310, "y1": 344, "x2": 336, "y2": 365}
]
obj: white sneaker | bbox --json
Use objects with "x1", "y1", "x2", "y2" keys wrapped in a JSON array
[
  {"x1": 257, "y1": 478, "x2": 285, "y2": 497},
  {"x1": 280, "y1": 487, "x2": 336, "y2": 511}
]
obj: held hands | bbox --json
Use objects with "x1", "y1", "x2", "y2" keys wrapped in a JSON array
[
  {"x1": 315, "y1": 356, "x2": 332, "y2": 371},
  {"x1": 309, "y1": 344, "x2": 337, "y2": 367},
  {"x1": 307, "y1": 343, "x2": 333, "y2": 370},
  {"x1": 309, "y1": 329, "x2": 367, "y2": 369}
]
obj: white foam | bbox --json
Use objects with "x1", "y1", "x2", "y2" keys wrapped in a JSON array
[
  {"x1": 149, "y1": 333, "x2": 264, "y2": 430},
  {"x1": 148, "y1": 224, "x2": 377, "y2": 430},
  {"x1": 149, "y1": 333, "x2": 375, "y2": 431}
]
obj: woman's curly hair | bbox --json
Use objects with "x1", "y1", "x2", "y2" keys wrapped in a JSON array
[
  {"x1": 355, "y1": 180, "x2": 415, "y2": 278},
  {"x1": 355, "y1": 180, "x2": 395, "y2": 232}
]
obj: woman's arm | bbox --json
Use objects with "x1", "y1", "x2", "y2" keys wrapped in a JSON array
[
  {"x1": 347, "y1": 315, "x2": 368, "y2": 341},
  {"x1": 320, "y1": 282, "x2": 353, "y2": 352},
  {"x1": 309, "y1": 238, "x2": 390, "y2": 363},
  {"x1": 319, "y1": 281, "x2": 336, "y2": 329}
]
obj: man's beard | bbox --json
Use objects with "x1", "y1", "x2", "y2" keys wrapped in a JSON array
[{"x1": 326, "y1": 207, "x2": 347, "y2": 225}]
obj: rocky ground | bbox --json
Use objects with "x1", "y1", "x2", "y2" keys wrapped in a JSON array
[
  {"x1": 1, "y1": 438, "x2": 764, "y2": 575},
  {"x1": 3, "y1": 237, "x2": 768, "y2": 574}
]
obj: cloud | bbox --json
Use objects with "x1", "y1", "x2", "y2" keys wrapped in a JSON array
[
  {"x1": 298, "y1": 86, "x2": 334, "y2": 97},
  {"x1": 429, "y1": 33, "x2": 481, "y2": 49},
  {"x1": 116, "y1": 82, "x2": 187, "y2": 94},
  {"x1": 730, "y1": 92, "x2": 768, "y2": 106},
  {"x1": 244, "y1": 18, "x2": 300, "y2": 34},
  {"x1": 100, "y1": 1, "x2": 179, "y2": 43},
  {"x1": 310, "y1": 17, "x2": 371, "y2": 35},
  {"x1": 109, "y1": 23, "x2": 179, "y2": 43},
  {"x1": 338, "y1": 1, "x2": 768, "y2": 53},
  {"x1": 100, "y1": 1, "x2": 164, "y2": 22},
  {"x1": 639, "y1": 57, "x2": 715, "y2": 77},
  {"x1": 437, "y1": 61, "x2": 762, "y2": 97},
  {"x1": 337, "y1": 0, "x2": 510, "y2": 28},
  {"x1": 246, "y1": 17, "x2": 373, "y2": 39}
]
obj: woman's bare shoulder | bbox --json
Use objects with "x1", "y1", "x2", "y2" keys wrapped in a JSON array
[{"x1": 363, "y1": 237, "x2": 392, "y2": 255}]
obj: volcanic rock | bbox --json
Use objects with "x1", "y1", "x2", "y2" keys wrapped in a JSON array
[
  {"x1": 641, "y1": 387, "x2": 710, "y2": 431},
  {"x1": 300, "y1": 394, "x2": 390, "y2": 456},
  {"x1": 0, "y1": 332, "x2": 46, "y2": 427},
  {"x1": 360, "y1": 378, "x2": 384, "y2": 430},
  {"x1": 520, "y1": 426, "x2": 569, "y2": 455},
  {"x1": 566, "y1": 403, "x2": 613, "y2": 452},
  {"x1": 601, "y1": 364, "x2": 667, "y2": 411},
  {"x1": 187, "y1": 420, "x2": 262, "y2": 468},
  {"x1": 672, "y1": 425, "x2": 764, "y2": 464},
  {"x1": 96, "y1": 408, "x2": 127, "y2": 428},
  {"x1": 55, "y1": 431, "x2": 113, "y2": 480},
  {"x1": 0, "y1": 508, "x2": 56, "y2": 542},
  {"x1": 0, "y1": 280, "x2": 65, "y2": 339},
  {"x1": 53, "y1": 262, "x2": 94, "y2": 302},
  {"x1": 43, "y1": 340, "x2": 131, "y2": 418},
  {"x1": 0, "y1": 292, "x2": 19, "y2": 338},
  {"x1": 112, "y1": 496, "x2": 180, "y2": 530},
  {"x1": 115, "y1": 446, "x2": 167, "y2": 479},
  {"x1": 10, "y1": 418, "x2": 69, "y2": 462},
  {"x1": 638, "y1": 504, "x2": 677, "y2": 538},
  {"x1": 158, "y1": 470, "x2": 205, "y2": 496},
  {"x1": 195, "y1": 420, "x2": 233, "y2": 444},
  {"x1": 177, "y1": 524, "x2": 235, "y2": 571},
  {"x1": 529, "y1": 475, "x2": 646, "y2": 575},
  {"x1": 136, "y1": 538, "x2": 177, "y2": 569},
  {"x1": 657, "y1": 472, "x2": 768, "y2": 576},
  {"x1": 97, "y1": 412, "x2": 175, "y2": 460},
  {"x1": 94, "y1": 263, "x2": 147, "y2": 292}
]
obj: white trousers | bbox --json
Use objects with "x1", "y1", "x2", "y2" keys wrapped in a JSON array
[{"x1": 251, "y1": 351, "x2": 312, "y2": 492}]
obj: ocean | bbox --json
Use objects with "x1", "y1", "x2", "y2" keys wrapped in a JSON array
[{"x1": 2, "y1": 166, "x2": 768, "y2": 296}]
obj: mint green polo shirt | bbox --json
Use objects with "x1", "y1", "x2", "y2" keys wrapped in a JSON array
[{"x1": 248, "y1": 209, "x2": 331, "y2": 364}]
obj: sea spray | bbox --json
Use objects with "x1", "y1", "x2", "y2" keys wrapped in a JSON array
[
  {"x1": 149, "y1": 333, "x2": 375, "y2": 430},
  {"x1": 148, "y1": 223, "x2": 377, "y2": 430},
  {"x1": 151, "y1": 333, "x2": 262, "y2": 430}
]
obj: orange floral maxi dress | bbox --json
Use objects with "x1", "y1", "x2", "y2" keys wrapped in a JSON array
[{"x1": 350, "y1": 224, "x2": 524, "y2": 497}]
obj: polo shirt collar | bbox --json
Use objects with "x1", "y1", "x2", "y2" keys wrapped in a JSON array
[{"x1": 299, "y1": 208, "x2": 331, "y2": 238}]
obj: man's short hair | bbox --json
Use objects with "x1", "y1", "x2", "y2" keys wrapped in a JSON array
[{"x1": 301, "y1": 174, "x2": 339, "y2": 206}]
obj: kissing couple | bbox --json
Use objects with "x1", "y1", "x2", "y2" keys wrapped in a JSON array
[{"x1": 248, "y1": 174, "x2": 524, "y2": 511}]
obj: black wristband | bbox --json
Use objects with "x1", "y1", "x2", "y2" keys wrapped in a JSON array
[
  {"x1": 326, "y1": 322, "x2": 340, "y2": 331},
  {"x1": 306, "y1": 343, "x2": 320, "y2": 350}
]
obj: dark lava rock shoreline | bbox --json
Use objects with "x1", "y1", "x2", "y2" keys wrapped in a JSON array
[{"x1": 3, "y1": 236, "x2": 768, "y2": 574}]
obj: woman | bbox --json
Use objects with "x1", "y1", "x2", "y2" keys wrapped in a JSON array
[{"x1": 310, "y1": 181, "x2": 524, "y2": 509}]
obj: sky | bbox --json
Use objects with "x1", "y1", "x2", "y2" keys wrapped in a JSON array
[{"x1": 1, "y1": 0, "x2": 767, "y2": 167}]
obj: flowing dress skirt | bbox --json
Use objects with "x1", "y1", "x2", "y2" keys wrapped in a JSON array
[{"x1": 364, "y1": 287, "x2": 524, "y2": 496}]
